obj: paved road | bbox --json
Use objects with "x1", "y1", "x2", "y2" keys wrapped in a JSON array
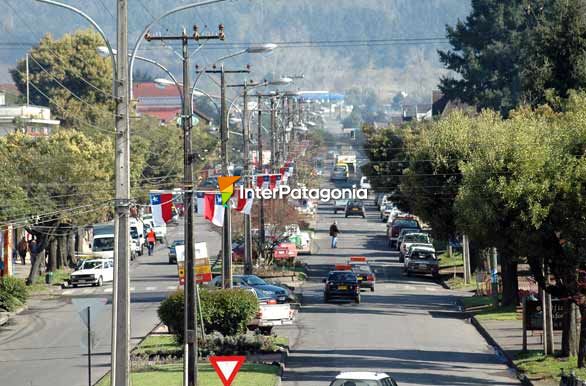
[
  {"x1": 279, "y1": 120, "x2": 520, "y2": 386},
  {"x1": 0, "y1": 217, "x2": 220, "y2": 386}
]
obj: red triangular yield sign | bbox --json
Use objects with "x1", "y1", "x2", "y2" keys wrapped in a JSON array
[{"x1": 209, "y1": 355, "x2": 246, "y2": 386}]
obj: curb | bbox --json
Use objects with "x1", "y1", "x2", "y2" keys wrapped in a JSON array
[
  {"x1": 0, "y1": 304, "x2": 28, "y2": 327},
  {"x1": 452, "y1": 297, "x2": 533, "y2": 386},
  {"x1": 275, "y1": 345, "x2": 290, "y2": 386}
]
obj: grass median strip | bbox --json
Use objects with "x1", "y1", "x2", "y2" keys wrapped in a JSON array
[
  {"x1": 514, "y1": 351, "x2": 586, "y2": 381},
  {"x1": 461, "y1": 296, "x2": 519, "y2": 321},
  {"x1": 439, "y1": 252, "x2": 463, "y2": 269},
  {"x1": 96, "y1": 363, "x2": 280, "y2": 386}
]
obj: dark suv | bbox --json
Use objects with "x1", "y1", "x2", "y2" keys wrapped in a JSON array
[
  {"x1": 323, "y1": 271, "x2": 361, "y2": 303},
  {"x1": 389, "y1": 216, "x2": 421, "y2": 248},
  {"x1": 345, "y1": 200, "x2": 365, "y2": 218}
]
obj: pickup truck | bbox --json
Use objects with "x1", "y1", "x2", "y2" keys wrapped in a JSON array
[{"x1": 246, "y1": 287, "x2": 298, "y2": 335}]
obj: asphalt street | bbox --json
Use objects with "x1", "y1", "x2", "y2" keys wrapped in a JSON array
[
  {"x1": 0, "y1": 216, "x2": 221, "y2": 386},
  {"x1": 279, "y1": 119, "x2": 521, "y2": 386}
]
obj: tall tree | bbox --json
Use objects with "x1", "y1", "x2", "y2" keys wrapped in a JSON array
[{"x1": 10, "y1": 29, "x2": 114, "y2": 129}]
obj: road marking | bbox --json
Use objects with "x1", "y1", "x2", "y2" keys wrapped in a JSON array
[
  {"x1": 81, "y1": 289, "x2": 93, "y2": 295},
  {"x1": 425, "y1": 286, "x2": 439, "y2": 292},
  {"x1": 130, "y1": 287, "x2": 136, "y2": 292},
  {"x1": 167, "y1": 285, "x2": 178, "y2": 290},
  {"x1": 403, "y1": 285, "x2": 416, "y2": 290},
  {"x1": 103, "y1": 288, "x2": 113, "y2": 293},
  {"x1": 146, "y1": 286, "x2": 157, "y2": 291},
  {"x1": 62, "y1": 289, "x2": 73, "y2": 296}
]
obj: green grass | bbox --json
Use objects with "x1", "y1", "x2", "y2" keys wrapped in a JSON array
[
  {"x1": 445, "y1": 276, "x2": 477, "y2": 290},
  {"x1": 460, "y1": 295, "x2": 519, "y2": 321},
  {"x1": 133, "y1": 335, "x2": 180, "y2": 357},
  {"x1": 273, "y1": 336, "x2": 289, "y2": 347},
  {"x1": 27, "y1": 269, "x2": 71, "y2": 294},
  {"x1": 438, "y1": 252, "x2": 463, "y2": 269},
  {"x1": 514, "y1": 351, "x2": 586, "y2": 381},
  {"x1": 96, "y1": 363, "x2": 280, "y2": 386}
]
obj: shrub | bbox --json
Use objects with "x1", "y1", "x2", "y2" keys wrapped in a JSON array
[
  {"x1": 158, "y1": 288, "x2": 258, "y2": 343},
  {"x1": 199, "y1": 332, "x2": 283, "y2": 356},
  {"x1": 0, "y1": 277, "x2": 29, "y2": 312}
]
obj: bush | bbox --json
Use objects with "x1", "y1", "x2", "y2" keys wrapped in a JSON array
[
  {"x1": 158, "y1": 288, "x2": 258, "y2": 343},
  {"x1": 0, "y1": 277, "x2": 29, "y2": 312},
  {"x1": 199, "y1": 332, "x2": 283, "y2": 356}
]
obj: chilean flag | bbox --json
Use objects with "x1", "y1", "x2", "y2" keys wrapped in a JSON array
[
  {"x1": 149, "y1": 193, "x2": 173, "y2": 226},
  {"x1": 269, "y1": 175, "x2": 278, "y2": 189},
  {"x1": 256, "y1": 175, "x2": 270, "y2": 189},
  {"x1": 198, "y1": 192, "x2": 225, "y2": 227},
  {"x1": 234, "y1": 189, "x2": 254, "y2": 215}
]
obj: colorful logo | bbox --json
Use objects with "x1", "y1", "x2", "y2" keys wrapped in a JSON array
[{"x1": 218, "y1": 176, "x2": 241, "y2": 207}]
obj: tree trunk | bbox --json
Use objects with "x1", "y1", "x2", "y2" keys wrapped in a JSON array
[
  {"x1": 48, "y1": 238, "x2": 57, "y2": 273},
  {"x1": 578, "y1": 304, "x2": 586, "y2": 367},
  {"x1": 501, "y1": 259, "x2": 519, "y2": 307},
  {"x1": 67, "y1": 231, "x2": 76, "y2": 267},
  {"x1": 57, "y1": 235, "x2": 67, "y2": 269},
  {"x1": 27, "y1": 249, "x2": 44, "y2": 285},
  {"x1": 561, "y1": 300, "x2": 580, "y2": 357}
]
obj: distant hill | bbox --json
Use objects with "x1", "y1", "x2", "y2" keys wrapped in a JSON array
[{"x1": 1, "y1": 0, "x2": 470, "y2": 102}]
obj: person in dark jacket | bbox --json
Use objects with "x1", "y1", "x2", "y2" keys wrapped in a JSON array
[{"x1": 329, "y1": 221, "x2": 340, "y2": 248}]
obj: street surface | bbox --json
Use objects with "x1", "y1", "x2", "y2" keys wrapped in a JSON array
[
  {"x1": 278, "y1": 119, "x2": 521, "y2": 386},
  {"x1": 0, "y1": 217, "x2": 220, "y2": 386}
]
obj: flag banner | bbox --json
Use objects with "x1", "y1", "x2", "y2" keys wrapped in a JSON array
[
  {"x1": 149, "y1": 193, "x2": 173, "y2": 226},
  {"x1": 234, "y1": 189, "x2": 254, "y2": 215},
  {"x1": 212, "y1": 194, "x2": 225, "y2": 227},
  {"x1": 269, "y1": 175, "x2": 277, "y2": 189},
  {"x1": 196, "y1": 192, "x2": 206, "y2": 215},
  {"x1": 204, "y1": 193, "x2": 215, "y2": 223}
]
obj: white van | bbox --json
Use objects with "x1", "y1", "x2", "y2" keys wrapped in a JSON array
[{"x1": 130, "y1": 218, "x2": 145, "y2": 256}]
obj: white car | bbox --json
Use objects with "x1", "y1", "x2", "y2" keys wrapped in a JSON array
[
  {"x1": 69, "y1": 259, "x2": 114, "y2": 287},
  {"x1": 329, "y1": 372, "x2": 398, "y2": 386}
]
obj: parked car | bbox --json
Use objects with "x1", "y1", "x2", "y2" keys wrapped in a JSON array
[
  {"x1": 381, "y1": 203, "x2": 401, "y2": 223},
  {"x1": 323, "y1": 270, "x2": 361, "y2": 303},
  {"x1": 333, "y1": 199, "x2": 349, "y2": 214},
  {"x1": 345, "y1": 200, "x2": 366, "y2": 218},
  {"x1": 404, "y1": 245, "x2": 439, "y2": 278},
  {"x1": 168, "y1": 239, "x2": 184, "y2": 264},
  {"x1": 388, "y1": 216, "x2": 421, "y2": 248},
  {"x1": 69, "y1": 259, "x2": 114, "y2": 287},
  {"x1": 208, "y1": 275, "x2": 291, "y2": 303},
  {"x1": 329, "y1": 372, "x2": 398, "y2": 386},
  {"x1": 289, "y1": 231, "x2": 312, "y2": 255},
  {"x1": 396, "y1": 228, "x2": 423, "y2": 251},
  {"x1": 399, "y1": 233, "x2": 433, "y2": 262},
  {"x1": 246, "y1": 287, "x2": 297, "y2": 335}
]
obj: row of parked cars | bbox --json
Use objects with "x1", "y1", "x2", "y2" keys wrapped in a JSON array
[{"x1": 375, "y1": 193, "x2": 440, "y2": 278}]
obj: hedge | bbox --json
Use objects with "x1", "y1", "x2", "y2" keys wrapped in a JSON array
[
  {"x1": 158, "y1": 288, "x2": 259, "y2": 343},
  {"x1": 0, "y1": 277, "x2": 29, "y2": 312}
]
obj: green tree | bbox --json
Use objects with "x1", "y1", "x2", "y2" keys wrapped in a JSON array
[{"x1": 10, "y1": 29, "x2": 114, "y2": 129}]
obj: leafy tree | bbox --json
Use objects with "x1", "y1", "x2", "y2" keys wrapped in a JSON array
[
  {"x1": 10, "y1": 29, "x2": 114, "y2": 128},
  {"x1": 438, "y1": 0, "x2": 531, "y2": 116}
]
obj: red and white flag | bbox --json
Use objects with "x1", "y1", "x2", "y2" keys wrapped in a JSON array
[
  {"x1": 149, "y1": 193, "x2": 173, "y2": 226},
  {"x1": 196, "y1": 192, "x2": 226, "y2": 227},
  {"x1": 234, "y1": 189, "x2": 254, "y2": 215},
  {"x1": 211, "y1": 193, "x2": 225, "y2": 227}
]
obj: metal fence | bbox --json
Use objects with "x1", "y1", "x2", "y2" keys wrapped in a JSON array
[{"x1": 560, "y1": 370, "x2": 586, "y2": 386}]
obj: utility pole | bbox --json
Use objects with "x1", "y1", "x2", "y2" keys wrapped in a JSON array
[
  {"x1": 270, "y1": 96, "x2": 277, "y2": 172},
  {"x1": 25, "y1": 53, "x2": 30, "y2": 106},
  {"x1": 111, "y1": 1, "x2": 129, "y2": 385},
  {"x1": 200, "y1": 65, "x2": 250, "y2": 289},
  {"x1": 257, "y1": 94, "x2": 266, "y2": 258},
  {"x1": 145, "y1": 24, "x2": 224, "y2": 386}
]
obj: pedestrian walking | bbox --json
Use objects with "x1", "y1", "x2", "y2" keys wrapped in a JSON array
[
  {"x1": 329, "y1": 221, "x2": 340, "y2": 248},
  {"x1": 17, "y1": 237, "x2": 28, "y2": 265},
  {"x1": 146, "y1": 229, "x2": 156, "y2": 256}
]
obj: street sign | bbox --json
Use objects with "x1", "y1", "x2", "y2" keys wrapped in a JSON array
[
  {"x1": 209, "y1": 356, "x2": 246, "y2": 386},
  {"x1": 72, "y1": 297, "x2": 108, "y2": 328}
]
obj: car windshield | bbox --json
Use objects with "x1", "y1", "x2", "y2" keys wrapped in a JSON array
[
  {"x1": 242, "y1": 276, "x2": 267, "y2": 286},
  {"x1": 78, "y1": 261, "x2": 103, "y2": 270},
  {"x1": 394, "y1": 219, "x2": 419, "y2": 228},
  {"x1": 330, "y1": 380, "x2": 380, "y2": 386},
  {"x1": 351, "y1": 265, "x2": 372, "y2": 273},
  {"x1": 405, "y1": 234, "x2": 430, "y2": 243},
  {"x1": 173, "y1": 240, "x2": 185, "y2": 247},
  {"x1": 329, "y1": 272, "x2": 357, "y2": 282},
  {"x1": 93, "y1": 237, "x2": 114, "y2": 251}
]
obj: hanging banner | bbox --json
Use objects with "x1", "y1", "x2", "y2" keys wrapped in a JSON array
[{"x1": 176, "y1": 243, "x2": 212, "y2": 285}]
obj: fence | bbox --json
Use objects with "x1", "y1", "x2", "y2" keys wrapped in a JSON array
[{"x1": 560, "y1": 370, "x2": 586, "y2": 386}]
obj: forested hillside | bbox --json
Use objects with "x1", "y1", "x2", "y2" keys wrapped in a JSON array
[{"x1": 1, "y1": 0, "x2": 470, "y2": 101}]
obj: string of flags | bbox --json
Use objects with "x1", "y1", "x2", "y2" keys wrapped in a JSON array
[{"x1": 148, "y1": 162, "x2": 296, "y2": 228}]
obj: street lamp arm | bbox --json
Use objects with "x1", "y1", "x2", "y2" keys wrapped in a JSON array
[
  {"x1": 130, "y1": 0, "x2": 227, "y2": 98},
  {"x1": 35, "y1": 0, "x2": 117, "y2": 78}
]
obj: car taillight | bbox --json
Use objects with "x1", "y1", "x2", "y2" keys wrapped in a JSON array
[
  {"x1": 267, "y1": 299, "x2": 277, "y2": 304},
  {"x1": 367, "y1": 275, "x2": 374, "y2": 281}
]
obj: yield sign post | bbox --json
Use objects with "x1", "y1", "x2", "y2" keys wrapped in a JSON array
[{"x1": 209, "y1": 356, "x2": 246, "y2": 386}]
